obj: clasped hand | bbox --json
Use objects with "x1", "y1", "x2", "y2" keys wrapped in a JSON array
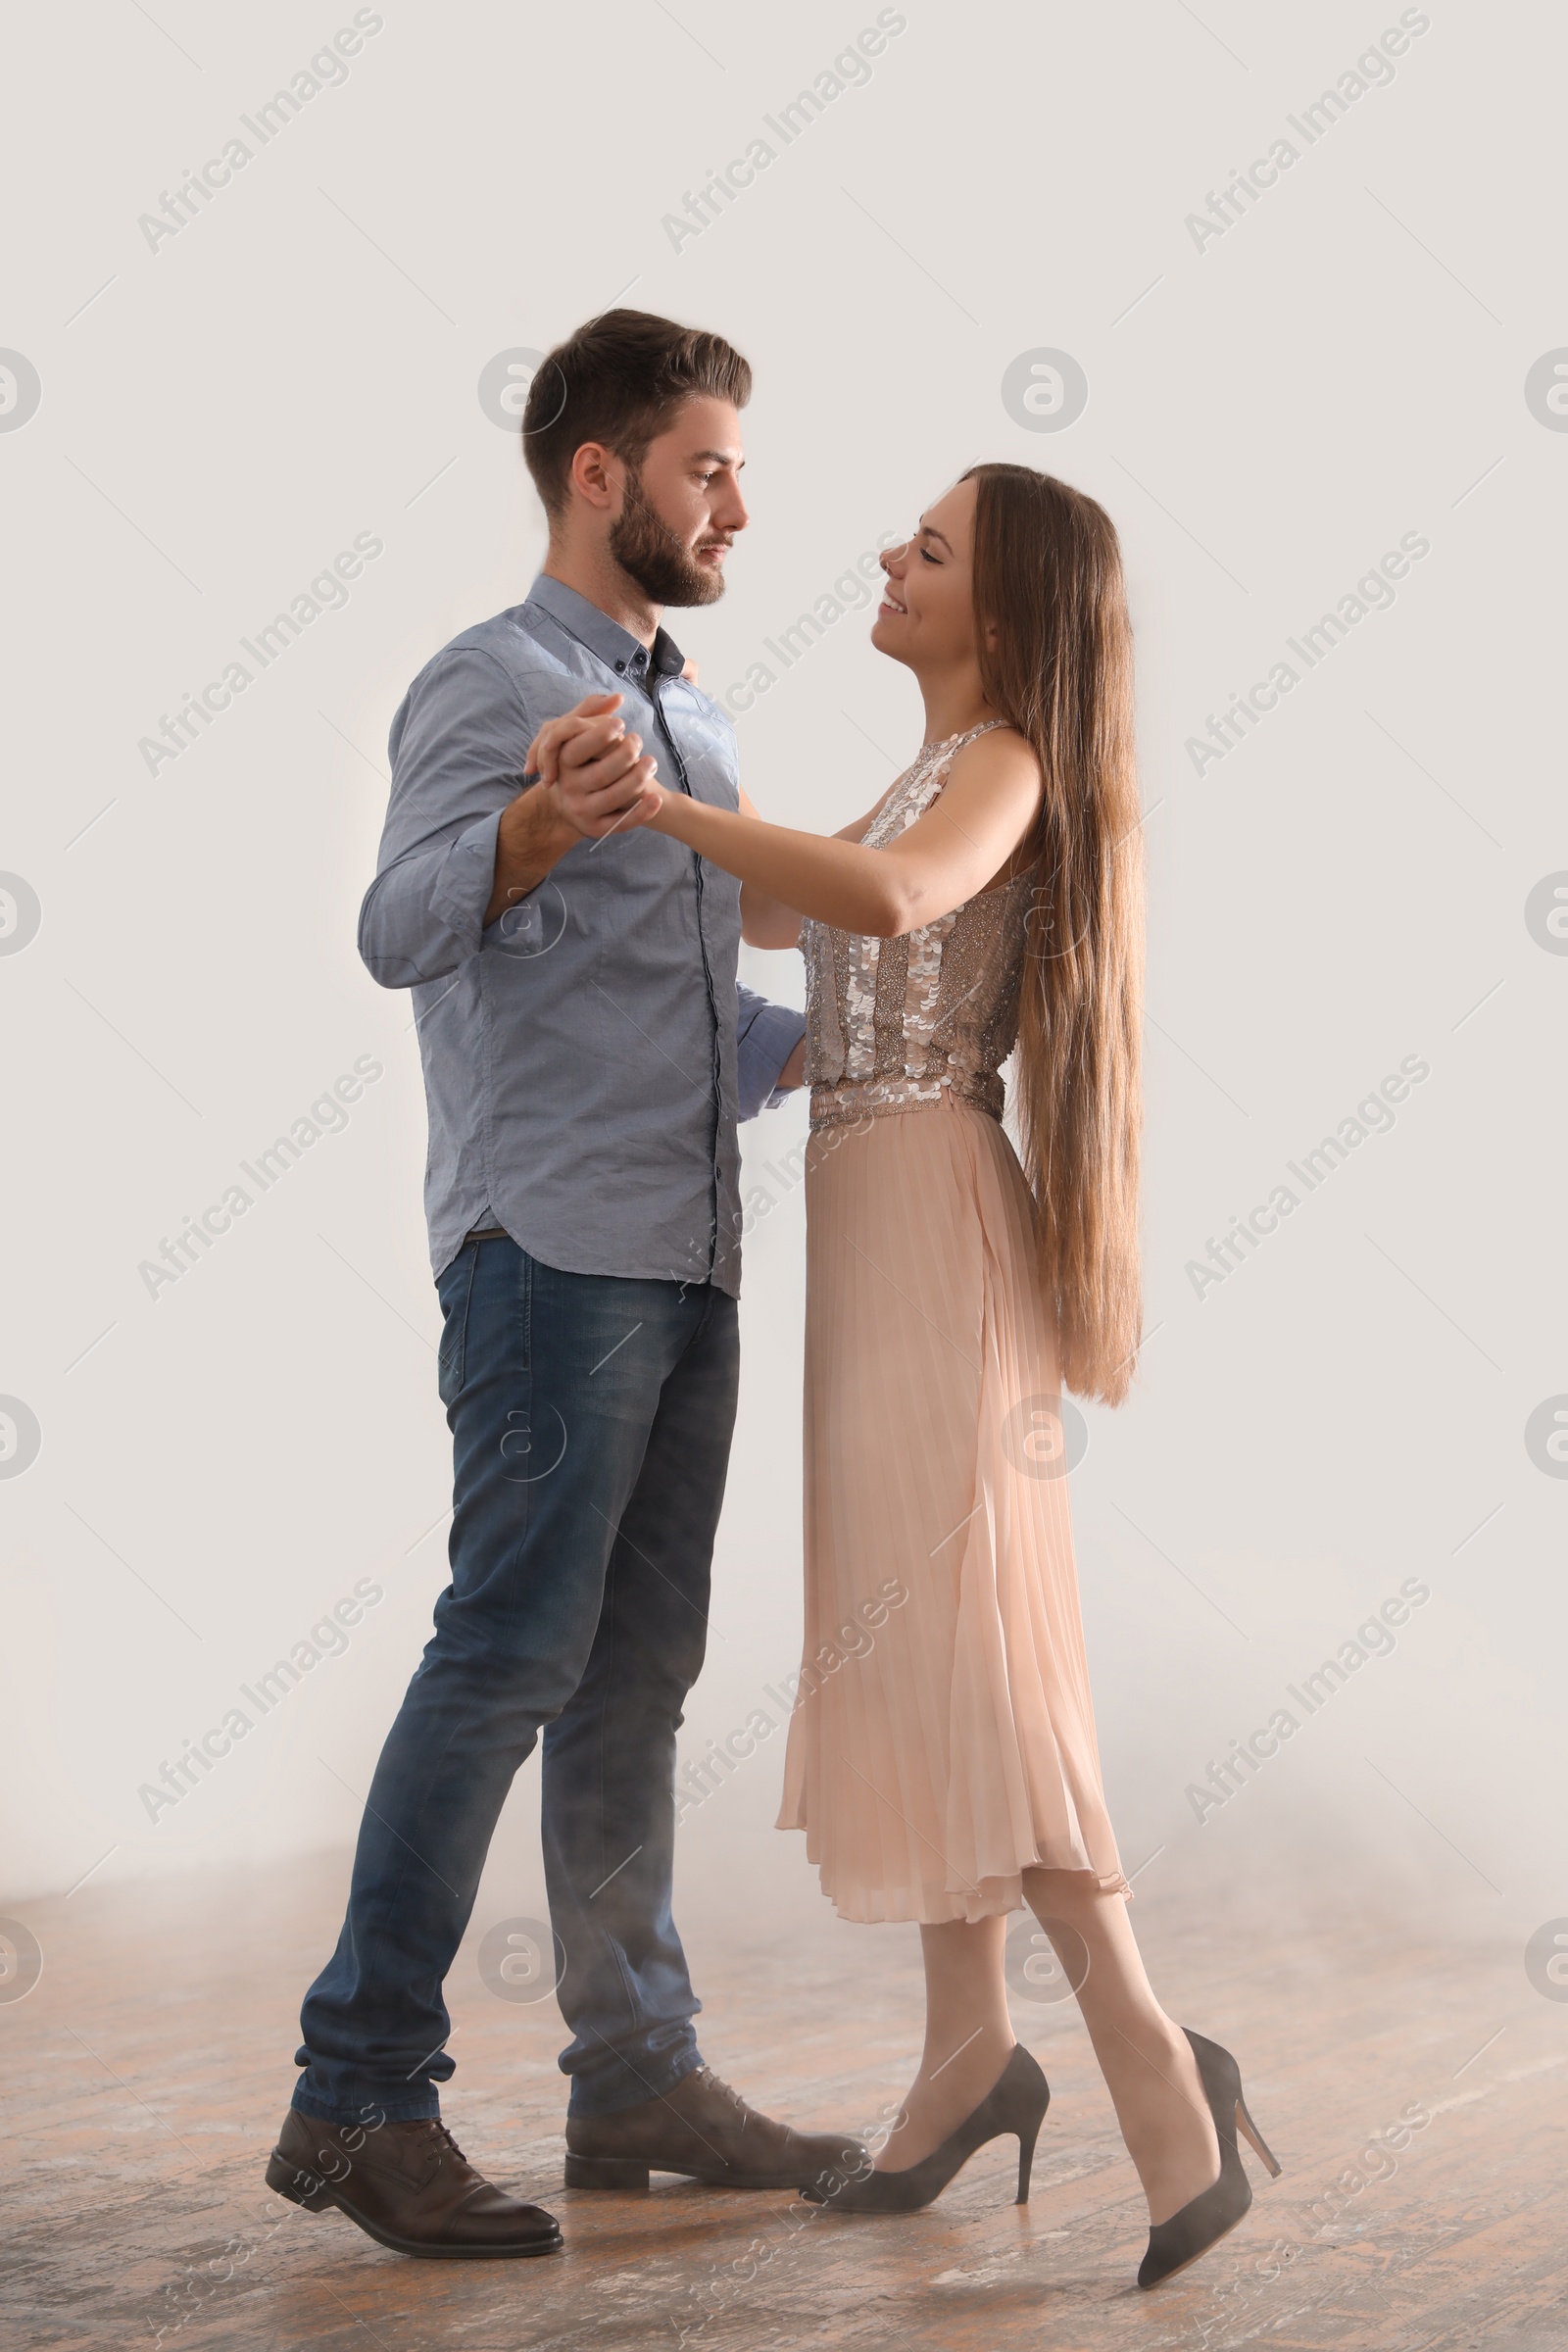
[{"x1": 526, "y1": 693, "x2": 669, "y2": 841}]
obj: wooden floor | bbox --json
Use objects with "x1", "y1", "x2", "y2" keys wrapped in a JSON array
[{"x1": 4, "y1": 1849, "x2": 1566, "y2": 2352}]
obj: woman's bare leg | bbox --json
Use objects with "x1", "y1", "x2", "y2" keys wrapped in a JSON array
[
  {"x1": 1022, "y1": 1867, "x2": 1219, "y2": 2224},
  {"x1": 874, "y1": 1916, "x2": 1014, "y2": 2171}
]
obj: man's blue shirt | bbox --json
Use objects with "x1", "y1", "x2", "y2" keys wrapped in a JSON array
[{"x1": 359, "y1": 574, "x2": 803, "y2": 1293}]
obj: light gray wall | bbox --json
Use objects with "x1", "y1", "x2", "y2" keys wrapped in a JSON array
[{"x1": 1, "y1": 3, "x2": 1561, "y2": 1980}]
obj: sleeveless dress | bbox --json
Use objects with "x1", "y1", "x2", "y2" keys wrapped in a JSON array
[{"x1": 776, "y1": 723, "x2": 1130, "y2": 1925}]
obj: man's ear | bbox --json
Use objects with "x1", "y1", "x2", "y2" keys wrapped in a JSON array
[{"x1": 567, "y1": 441, "x2": 620, "y2": 513}]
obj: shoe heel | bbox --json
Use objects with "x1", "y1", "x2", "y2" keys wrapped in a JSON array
[
  {"x1": 1015, "y1": 2118, "x2": 1043, "y2": 2205},
  {"x1": 564, "y1": 2153, "x2": 651, "y2": 2192},
  {"x1": 1234, "y1": 2095, "x2": 1282, "y2": 2179},
  {"x1": 265, "y1": 2152, "x2": 333, "y2": 2212}
]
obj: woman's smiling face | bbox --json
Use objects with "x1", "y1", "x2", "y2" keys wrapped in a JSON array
[{"x1": 870, "y1": 476, "x2": 980, "y2": 672}]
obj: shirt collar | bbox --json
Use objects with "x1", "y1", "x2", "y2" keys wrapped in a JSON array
[{"x1": 524, "y1": 572, "x2": 686, "y2": 686}]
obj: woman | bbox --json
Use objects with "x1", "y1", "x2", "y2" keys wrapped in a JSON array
[{"x1": 534, "y1": 463, "x2": 1279, "y2": 2286}]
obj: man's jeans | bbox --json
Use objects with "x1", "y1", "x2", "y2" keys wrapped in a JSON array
[{"x1": 293, "y1": 1237, "x2": 739, "y2": 2123}]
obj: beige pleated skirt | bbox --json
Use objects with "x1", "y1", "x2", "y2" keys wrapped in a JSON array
[{"x1": 777, "y1": 1093, "x2": 1129, "y2": 1925}]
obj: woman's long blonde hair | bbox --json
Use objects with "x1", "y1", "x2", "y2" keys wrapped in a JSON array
[{"x1": 963, "y1": 463, "x2": 1145, "y2": 1405}]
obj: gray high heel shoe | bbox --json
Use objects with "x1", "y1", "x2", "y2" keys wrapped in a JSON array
[
  {"x1": 1137, "y1": 2029, "x2": 1282, "y2": 2288},
  {"x1": 802, "y1": 2043, "x2": 1050, "y2": 2213}
]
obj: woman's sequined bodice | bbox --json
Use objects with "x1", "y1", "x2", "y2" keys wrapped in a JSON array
[{"x1": 804, "y1": 722, "x2": 1035, "y2": 1131}]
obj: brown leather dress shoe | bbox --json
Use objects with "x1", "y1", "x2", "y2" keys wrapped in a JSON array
[
  {"x1": 266, "y1": 2109, "x2": 562, "y2": 2258},
  {"x1": 564, "y1": 2064, "x2": 867, "y2": 2193}
]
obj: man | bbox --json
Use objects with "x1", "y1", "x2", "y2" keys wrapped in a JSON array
[{"x1": 266, "y1": 311, "x2": 862, "y2": 2257}]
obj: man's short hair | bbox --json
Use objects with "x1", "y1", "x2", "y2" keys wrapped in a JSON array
[{"x1": 520, "y1": 309, "x2": 751, "y2": 518}]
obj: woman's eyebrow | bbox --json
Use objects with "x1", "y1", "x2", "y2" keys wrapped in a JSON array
[{"x1": 917, "y1": 519, "x2": 954, "y2": 551}]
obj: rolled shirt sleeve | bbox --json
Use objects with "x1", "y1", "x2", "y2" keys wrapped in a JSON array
[
  {"x1": 359, "y1": 648, "x2": 533, "y2": 989},
  {"x1": 735, "y1": 983, "x2": 807, "y2": 1121}
]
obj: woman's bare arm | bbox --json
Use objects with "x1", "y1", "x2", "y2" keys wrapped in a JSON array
[
  {"x1": 738, "y1": 785, "x2": 892, "y2": 946},
  {"x1": 737, "y1": 786, "x2": 805, "y2": 947},
  {"x1": 518, "y1": 699, "x2": 903, "y2": 945},
  {"x1": 649, "y1": 730, "x2": 1042, "y2": 940}
]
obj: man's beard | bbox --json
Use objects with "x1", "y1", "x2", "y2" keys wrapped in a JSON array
[{"x1": 609, "y1": 471, "x2": 728, "y2": 609}]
